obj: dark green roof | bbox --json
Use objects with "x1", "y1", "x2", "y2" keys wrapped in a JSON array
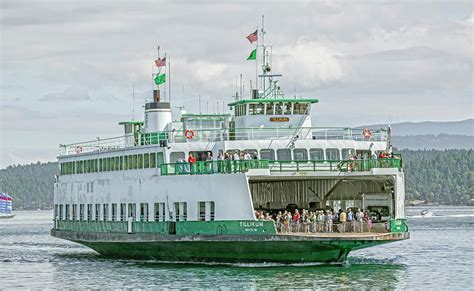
[
  {"x1": 181, "y1": 114, "x2": 230, "y2": 117},
  {"x1": 227, "y1": 98, "x2": 319, "y2": 107},
  {"x1": 118, "y1": 121, "x2": 144, "y2": 125}
]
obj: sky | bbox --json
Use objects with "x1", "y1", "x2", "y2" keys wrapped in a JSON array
[{"x1": 1, "y1": 0, "x2": 473, "y2": 168}]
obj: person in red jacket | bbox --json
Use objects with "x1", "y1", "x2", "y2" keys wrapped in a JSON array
[
  {"x1": 188, "y1": 153, "x2": 196, "y2": 174},
  {"x1": 293, "y1": 209, "x2": 301, "y2": 232}
]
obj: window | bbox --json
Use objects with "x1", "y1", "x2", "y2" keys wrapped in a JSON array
[
  {"x1": 132, "y1": 155, "x2": 137, "y2": 169},
  {"x1": 87, "y1": 204, "x2": 92, "y2": 220},
  {"x1": 170, "y1": 152, "x2": 185, "y2": 163},
  {"x1": 174, "y1": 202, "x2": 180, "y2": 222},
  {"x1": 157, "y1": 152, "x2": 164, "y2": 166},
  {"x1": 255, "y1": 103, "x2": 264, "y2": 115},
  {"x1": 154, "y1": 203, "x2": 165, "y2": 221},
  {"x1": 99, "y1": 159, "x2": 103, "y2": 172},
  {"x1": 294, "y1": 103, "x2": 309, "y2": 115},
  {"x1": 107, "y1": 157, "x2": 111, "y2": 171},
  {"x1": 293, "y1": 149, "x2": 308, "y2": 161},
  {"x1": 144, "y1": 153, "x2": 150, "y2": 168},
  {"x1": 342, "y1": 148, "x2": 355, "y2": 160},
  {"x1": 174, "y1": 202, "x2": 187, "y2": 222},
  {"x1": 72, "y1": 204, "x2": 77, "y2": 220},
  {"x1": 210, "y1": 202, "x2": 215, "y2": 221},
  {"x1": 249, "y1": 103, "x2": 257, "y2": 115},
  {"x1": 275, "y1": 102, "x2": 283, "y2": 115},
  {"x1": 309, "y1": 148, "x2": 324, "y2": 161},
  {"x1": 112, "y1": 204, "x2": 118, "y2": 221},
  {"x1": 128, "y1": 203, "x2": 136, "y2": 220},
  {"x1": 245, "y1": 149, "x2": 258, "y2": 159},
  {"x1": 115, "y1": 156, "x2": 120, "y2": 171},
  {"x1": 103, "y1": 204, "x2": 109, "y2": 221},
  {"x1": 277, "y1": 149, "x2": 291, "y2": 161},
  {"x1": 80, "y1": 204, "x2": 85, "y2": 221},
  {"x1": 95, "y1": 204, "x2": 100, "y2": 220},
  {"x1": 59, "y1": 204, "x2": 64, "y2": 220},
  {"x1": 260, "y1": 149, "x2": 275, "y2": 161},
  {"x1": 137, "y1": 154, "x2": 143, "y2": 169},
  {"x1": 284, "y1": 102, "x2": 292, "y2": 115},
  {"x1": 150, "y1": 153, "x2": 156, "y2": 168},
  {"x1": 199, "y1": 202, "x2": 206, "y2": 221},
  {"x1": 65, "y1": 204, "x2": 70, "y2": 220},
  {"x1": 119, "y1": 156, "x2": 123, "y2": 170},
  {"x1": 140, "y1": 203, "x2": 149, "y2": 222},
  {"x1": 326, "y1": 148, "x2": 340, "y2": 160},
  {"x1": 120, "y1": 203, "x2": 126, "y2": 221},
  {"x1": 266, "y1": 103, "x2": 274, "y2": 115},
  {"x1": 300, "y1": 103, "x2": 309, "y2": 115}
]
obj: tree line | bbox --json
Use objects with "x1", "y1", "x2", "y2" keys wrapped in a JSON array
[{"x1": 0, "y1": 149, "x2": 472, "y2": 209}]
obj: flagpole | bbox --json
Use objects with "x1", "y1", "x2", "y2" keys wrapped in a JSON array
[
  {"x1": 169, "y1": 55, "x2": 171, "y2": 105},
  {"x1": 163, "y1": 52, "x2": 167, "y2": 101},
  {"x1": 255, "y1": 26, "x2": 258, "y2": 92}
]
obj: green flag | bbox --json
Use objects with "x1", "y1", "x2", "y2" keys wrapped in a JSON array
[
  {"x1": 247, "y1": 49, "x2": 256, "y2": 60},
  {"x1": 154, "y1": 73, "x2": 166, "y2": 85}
]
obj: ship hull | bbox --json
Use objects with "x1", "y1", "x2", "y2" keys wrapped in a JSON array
[{"x1": 51, "y1": 230, "x2": 408, "y2": 263}]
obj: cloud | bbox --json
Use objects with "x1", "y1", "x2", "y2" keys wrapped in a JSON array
[{"x1": 40, "y1": 86, "x2": 92, "y2": 102}]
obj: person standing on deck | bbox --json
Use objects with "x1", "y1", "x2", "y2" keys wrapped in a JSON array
[
  {"x1": 327, "y1": 211, "x2": 334, "y2": 233},
  {"x1": 347, "y1": 208, "x2": 354, "y2": 232},
  {"x1": 293, "y1": 209, "x2": 301, "y2": 232},
  {"x1": 356, "y1": 209, "x2": 364, "y2": 232},
  {"x1": 340, "y1": 210, "x2": 347, "y2": 233},
  {"x1": 188, "y1": 153, "x2": 196, "y2": 174}
]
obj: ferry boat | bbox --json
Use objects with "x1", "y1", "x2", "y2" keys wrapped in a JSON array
[
  {"x1": 0, "y1": 192, "x2": 14, "y2": 219},
  {"x1": 51, "y1": 28, "x2": 409, "y2": 263}
]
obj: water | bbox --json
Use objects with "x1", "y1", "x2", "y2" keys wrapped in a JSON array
[{"x1": 1, "y1": 207, "x2": 473, "y2": 289}]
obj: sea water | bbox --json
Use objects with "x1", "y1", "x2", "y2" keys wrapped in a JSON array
[{"x1": 0, "y1": 207, "x2": 473, "y2": 289}]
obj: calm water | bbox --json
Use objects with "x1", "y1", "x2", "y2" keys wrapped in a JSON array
[{"x1": 1, "y1": 207, "x2": 473, "y2": 289}]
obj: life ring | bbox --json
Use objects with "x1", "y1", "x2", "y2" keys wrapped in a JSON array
[
  {"x1": 75, "y1": 146, "x2": 83, "y2": 154},
  {"x1": 362, "y1": 129, "x2": 372, "y2": 138},
  {"x1": 184, "y1": 130, "x2": 195, "y2": 139}
]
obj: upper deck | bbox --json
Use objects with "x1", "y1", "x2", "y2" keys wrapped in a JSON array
[{"x1": 58, "y1": 126, "x2": 388, "y2": 156}]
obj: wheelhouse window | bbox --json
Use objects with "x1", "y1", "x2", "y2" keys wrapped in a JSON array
[
  {"x1": 266, "y1": 103, "x2": 274, "y2": 115},
  {"x1": 284, "y1": 102, "x2": 292, "y2": 115},
  {"x1": 277, "y1": 149, "x2": 291, "y2": 161},
  {"x1": 260, "y1": 149, "x2": 275, "y2": 161},
  {"x1": 275, "y1": 102, "x2": 284, "y2": 115},
  {"x1": 326, "y1": 148, "x2": 340, "y2": 160},
  {"x1": 144, "y1": 153, "x2": 150, "y2": 168},
  {"x1": 309, "y1": 148, "x2": 324, "y2": 160},
  {"x1": 293, "y1": 148, "x2": 308, "y2": 161},
  {"x1": 294, "y1": 103, "x2": 309, "y2": 115}
]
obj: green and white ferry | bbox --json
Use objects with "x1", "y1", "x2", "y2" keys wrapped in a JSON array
[{"x1": 51, "y1": 30, "x2": 409, "y2": 263}]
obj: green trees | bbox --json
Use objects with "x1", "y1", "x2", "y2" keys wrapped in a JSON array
[
  {"x1": 401, "y1": 149, "x2": 473, "y2": 205},
  {"x1": 0, "y1": 149, "x2": 472, "y2": 209}
]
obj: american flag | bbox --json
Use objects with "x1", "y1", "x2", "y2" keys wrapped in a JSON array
[
  {"x1": 246, "y1": 30, "x2": 258, "y2": 43},
  {"x1": 154, "y1": 57, "x2": 166, "y2": 67}
]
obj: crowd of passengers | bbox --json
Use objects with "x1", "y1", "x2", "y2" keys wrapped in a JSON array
[{"x1": 255, "y1": 208, "x2": 386, "y2": 233}]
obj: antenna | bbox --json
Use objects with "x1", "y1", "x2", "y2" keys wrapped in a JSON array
[
  {"x1": 132, "y1": 83, "x2": 135, "y2": 121},
  {"x1": 198, "y1": 86, "x2": 202, "y2": 114},
  {"x1": 168, "y1": 55, "x2": 171, "y2": 104}
]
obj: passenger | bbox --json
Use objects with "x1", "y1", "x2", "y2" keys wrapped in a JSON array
[
  {"x1": 317, "y1": 210, "x2": 324, "y2": 232},
  {"x1": 276, "y1": 211, "x2": 282, "y2": 233},
  {"x1": 327, "y1": 210, "x2": 333, "y2": 233},
  {"x1": 340, "y1": 210, "x2": 347, "y2": 233},
  {"x1": 365, "y1": 210, "x2": 372, "y2": 233},
  {"x1": 356, "y1": 209, "x2": 364, "y2": 232},
  {"x1": 188, "y1": 153, "x2": 196, "y2": 174},
  {"x1": 347, "y1": 208, "x2": 354, "y2": 232},
  {"x1": 293, "y1": 209, "x2": 301, "y2": 232},
  {"x1": 310, "y1": 211, "x2": 317, "y2": 233},
  {"x1": 283, "y1": 211, "x2": 291, "y2": 233},
  {"x1": 244, "y1": 151, "x2": 252, "y2": 160}
]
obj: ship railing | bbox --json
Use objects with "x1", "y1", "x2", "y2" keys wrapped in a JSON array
[
  {"x1": 160, "y1": 160, "x2": 270, "y2": 176},
  {"x1": 269, "y1": 158, "x2": 402, "y2": 173},
  {"x1": 58, "y1": 127, "x2": 388, "y2": 156}
]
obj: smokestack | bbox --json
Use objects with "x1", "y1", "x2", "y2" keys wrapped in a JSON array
[{"x1": 153, "y1": 90, "x2": 161, "y2": 102}]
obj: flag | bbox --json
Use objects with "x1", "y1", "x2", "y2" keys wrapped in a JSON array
[
  {"x1": 247, "y1": 49, "x2": 256, "y2": 60},
  {"x1": 154, "y1": 73, "x2": 166, "y2": 85},
  {"x1": 246, "y1": 30, "x2": 258, "y2": 43},
  {"x1": 154, "y1": 57, "x2": 166, "y2": 67}
]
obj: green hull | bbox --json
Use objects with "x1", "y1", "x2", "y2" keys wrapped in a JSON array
[{"x1": 51, "y1": 230, "x2": 408, "y2": 264}]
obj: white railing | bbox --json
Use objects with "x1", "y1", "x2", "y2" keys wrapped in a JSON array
[{"x1": 59, "y1": 127, "x2": 388, "y2": 156}]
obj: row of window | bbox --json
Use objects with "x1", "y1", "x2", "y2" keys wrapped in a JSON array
[
  {"x1": 235, "y1": 102, "x2": 310, "y2": 117},
  {"x1": 60, "y1": 152, "x2": 164, "y2": 175},
  {"x1": 54, "y1": 201, "x2": 215, "y2": 222}
]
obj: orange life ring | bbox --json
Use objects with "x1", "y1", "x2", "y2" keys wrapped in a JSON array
[
  {"x1": 184, "y1": 130, "x2": 195, "y2": 139},
  {"x1": 75, "y1": 146, "x2": 83, "y2": 154},
  {"x1": 362, "y1": 129, "x2": 372, "y2": 138}
]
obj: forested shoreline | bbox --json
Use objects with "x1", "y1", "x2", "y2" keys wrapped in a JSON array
[{"x1": 0, "y1": 149, "x2": 472, "y2": 209}]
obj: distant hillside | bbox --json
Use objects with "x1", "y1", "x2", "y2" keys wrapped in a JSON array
[
  {"x1": 0, "y1": 149, "x2": 472, "y2": 208},
  {"x1": 0, "y1": 162, "x2": 57, "y2": 210},
  {"x1": 392, "y1": 134, "x2": 474, "y2": 150},
  {"x1": 362, "y1": 119, "x2": 473, "y2": 136}
]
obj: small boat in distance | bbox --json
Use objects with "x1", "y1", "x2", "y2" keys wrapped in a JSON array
[
  {"x1": 421, "y1": 209, "x2": 434, "y2": 217},
  {"x1": 0, "y1": 192, "x2": 14, "y2": 219}
]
